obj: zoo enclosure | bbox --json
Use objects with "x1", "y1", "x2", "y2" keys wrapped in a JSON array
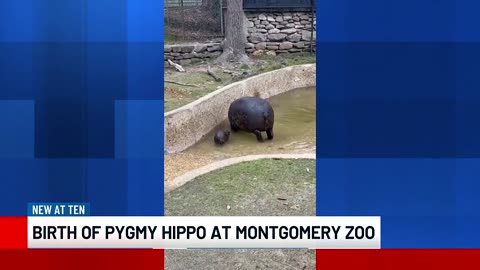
[
  {"x1": 165, "y1": 0, "x2": 316, "y2": 43},
  {"x1": 164, "y1": 0, "x2": 226, "y2": 42}
]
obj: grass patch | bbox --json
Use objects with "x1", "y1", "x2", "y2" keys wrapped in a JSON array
[
  {"x1": 164, "y1": 34, "x2": 177, "y2": 45},
  {"x1": 165, "y1": 158, "x2": 316, "y2": 270},
  {"x1": 165, "y1": 159, "x2": 316, "y2": 216},
  {"x1": 164, "y1": 53, "x2": 315, "y2": 112},
  {"x1": 164, "y1": 71, "x2": 231, "y2": 112},
  {"x1": 254, "y1": 53, "x2": 316, "y2": 73}
]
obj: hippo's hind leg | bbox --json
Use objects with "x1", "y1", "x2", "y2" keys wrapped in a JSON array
[
  {"x1": 266, "y1": 128, "x2": 274, "y2": 140},
  {"x1": 230, "y1": 122, "x2": 239, "y2": 132},
  {"x1": 253, "y1": 130, "x2": 264, "y2": 142}
]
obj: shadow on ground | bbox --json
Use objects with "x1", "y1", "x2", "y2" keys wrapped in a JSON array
[{"x1": 165, "y1": 159, "x2": 316, "y2": 270}]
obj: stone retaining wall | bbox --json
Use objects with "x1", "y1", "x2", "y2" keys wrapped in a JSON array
[
  {"x1": 164, "y1": 64, "x2": 316, "y2": 154},
  {"x1": 164, "y1": 11, "x2": 316, "y2": 65},
  {"x1": 246, "y1": 11, "x2": 316, "y2": 55},
  {"x1": 164, "y1": 42, "x2": 223, "y2": 66}
]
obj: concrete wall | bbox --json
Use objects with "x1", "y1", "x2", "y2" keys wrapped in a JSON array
[{"x1": 164, "y1": 64, "x2": 316, "y2": 154}]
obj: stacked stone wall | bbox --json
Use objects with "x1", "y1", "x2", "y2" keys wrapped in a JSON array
[
  {"x1": 164, "y1": 11, "x2": 316, "y2": 65},
  {"x1": 245, "y1": 12, "x2": 316, "y2": 55}
]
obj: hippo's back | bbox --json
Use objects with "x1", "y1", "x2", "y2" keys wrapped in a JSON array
[{"x1": 228, "y1": 97, "x2": 274, "y2": 132}]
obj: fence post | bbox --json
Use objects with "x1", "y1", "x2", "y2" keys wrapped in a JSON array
[
  {"x1": 181, "y1": 0, "x2": 185, "y2": 40},
  {"x1": 310, "y1": 0, "x2": 314, "y2": 54},
  {"x1": 165, "y1": 2, "x2": 170, "y2": 35},
  {"x1": 220, "y1": 0, "x2": 224, "y2": 36}
]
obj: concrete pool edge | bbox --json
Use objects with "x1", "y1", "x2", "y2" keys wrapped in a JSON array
[
  {"x1": 164, "y1": 153, "x2": 316, "y2": 193},
  {"x1": 164, "y1": 64, "x2": 316, "y2": 154}
]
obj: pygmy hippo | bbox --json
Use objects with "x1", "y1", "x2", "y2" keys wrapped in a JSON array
[
  {"x1": 214, "y1": 130, "x2": 230, "y2": 145},
  {"x1": 228, "y1": 96, "x2": 274, "y2": 142}
]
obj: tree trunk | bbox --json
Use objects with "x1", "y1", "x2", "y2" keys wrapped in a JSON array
[{"x1": 214, "y1": 0, "x2": 249, "y2": 64}]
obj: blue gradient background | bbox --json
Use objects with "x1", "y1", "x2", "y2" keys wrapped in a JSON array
[
  {"x1": 0, "y1": 0, "x2": 164, "y2": 216},
  {"x1": 316, "y1": 0, "x2": 480, "y2": 247}
]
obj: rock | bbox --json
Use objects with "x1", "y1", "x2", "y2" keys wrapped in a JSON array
[
  {"x1": 267, "y1": 33, "x2": 287, "y2": 41},
  {"x1": 164, "y1": 46, "x2": 172, "y2": 53},
  {"x1": 179, "y1": 59, "x2": 191, "y2": 65},
  {"x1": 259, "y1": 14, "x2": 266, "y2": 20},
  {"x1": 266, "y1": 51, "x2": 276, "y2": 56},
  {"x1": 180, "y1": 45, "x2": 194, "y2": 53},
  {"x1": 266, "y1": 45, "x2": 278, "y2": 50},
  {"x1": 246, "y1": 48, "x2": 254, "y2": 53},
  {"x1": 247, "y1": 21, "x2": 254, "y2": 28},
  {"x1": 248, "y1": 28, "x2": 256, "y2": 33},
  {"x1": 257, "y1": 29, "x2": 267, "y2": 33},
  {"x1": 300, "y1": 14, "x2": 310, "y2": 20},
  {"x1": 267, "y1": 16, "x2": 275, "y2": 22},
  {"x1": 261, "y1": 20, "x2": 269, "y2": 25},
  {"x1": 289, "y1": 48, "x2": 303, "y2": 52},
  {"x1": 277, "y1": 50, "x2": 289, "y2": 53},
  {"x1": 249, "y1": 33, "x2": 267, "y2": 43},
  {"x1": 293, "y1": 16, "x2": 300, "y2": 22},
  {"x1": 252, "y1": 50, "x2": 264, "y2": 56},
  {"x1": 172, "y1": 46, "x2": 182, "y2": 53},
  {"x1": 268, "y1": 28, "x2": 281, "y2": 34},
  {"x1": 257, "y1": 24, "x2": 266, "y2": 28},
  {"x1": 295, "y1": 25, "x2": 305, "y2": 29},
  {"x1": 266, "y1": 24, "x2": 275, "y2": 30},
  {"x1": 266, "y1": 42, "x2": 280, "y2": 46},
  {"x1": 276, "y1": 25, "x2": 285, "y2": 29},
  {"x1": 275, "y1": 16, "x2": 283, "y2": 22},
  {"x1": 245, "y1": 42, "x2": 254, "y2": 49},
  {"x1": 300, "y1": 20, "x2": 310, "y2": 25},
  {"x1": 207, "y1": 45, "x2": 221, "y2": 52},
  {"x1": 283, "y1": 15, "x2": 292, "y2": 20},
  {"x1": 280, "y1": 28, "x2": 297, "y2": 34},
  {"x1": 279, "y1": 42, "x2": 293, "y2": 50},
  {"x1": 286, "y1": 33, "x2": 302, "y2": 42},
  {"x1": 286, "y1": 23, "x2": 295, "y2": 28},
  {"x1": 255, "y1": 42, "x2": 267, "y2": 50},
  {"x1": 193, "y1": 44, "x2": 207, "y2": 53},
  {"x1": 209, "y1": 51, "x2": 222, "y2": 58},
  {"x1": 301, "y1": 30, "x2": 316, "y2": 41},
  {"x1": 293, "y1": 42, "x2": 305, "y2": 48},
  {"x1": 183, "y1": 53, "x2": 194, "y2": 59},
  {"x1": 170, "y1": 52, "x2": 180, "y2": 57}
]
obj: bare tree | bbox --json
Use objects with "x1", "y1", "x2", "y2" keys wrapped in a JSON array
[{"x1": 214, "y1": 0, "x2": 250, "y2": 64}]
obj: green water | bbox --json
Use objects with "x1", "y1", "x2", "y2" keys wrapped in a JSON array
[{"x1": 187, "y1": 87, "x2": 316, "y2": 157}]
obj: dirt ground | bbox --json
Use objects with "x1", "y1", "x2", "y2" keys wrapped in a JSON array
[
  {"x1": 164, "y1": 53, "x2": 316, "y2": 112},
  {"x1": 164, "y1": 159, "x2": 316, "y2": 270}
]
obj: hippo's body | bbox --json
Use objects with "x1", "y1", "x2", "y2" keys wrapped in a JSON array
[
  {"x1": 228, "y1": 96, "x2": 274, "y2": 142},
  {"x1": 214, "y1": 130, "x2": 230, "y2": 145}
]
